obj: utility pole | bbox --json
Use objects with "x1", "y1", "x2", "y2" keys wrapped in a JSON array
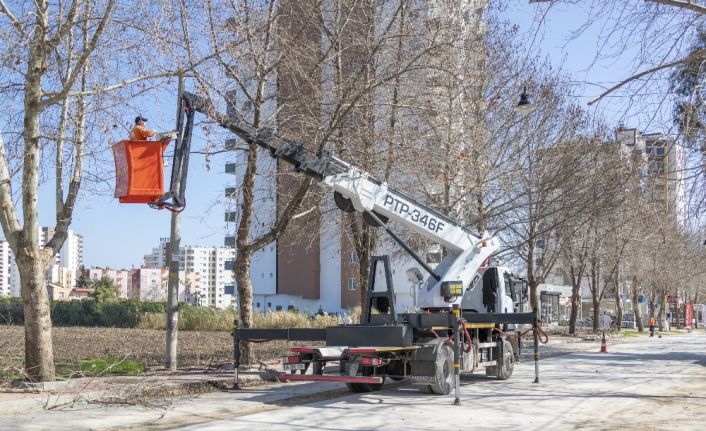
[{"x1": 166, "y1": 74, "x2": 185, "y2": 371}]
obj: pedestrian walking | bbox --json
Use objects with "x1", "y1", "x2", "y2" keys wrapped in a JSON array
[{"x1": 649, "y1": 315, "x2": 655, "y2": 337}]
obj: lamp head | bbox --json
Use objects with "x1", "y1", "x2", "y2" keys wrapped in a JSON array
[{"x1": 515, "y1": 87, "x2": 535, "y2": 114}]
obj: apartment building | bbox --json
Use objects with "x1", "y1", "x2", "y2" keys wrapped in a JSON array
[
  {"x1": 130, "y1": 268, "x2": 201, "y2": 303},
  {"x1": 88, "y1": 267, "x2": 133, "y2": 299},
  {"x1": 616, "y1": 127, "x2": 686, "y2": 222},
  {"x1": 0, "y1": 240, "x2": 12, "y2": 296},
  {"x1": 143, "y1": 241, "x2": 235, "y2": 308},
  {"x1": 3, "y1": 228, "x2": 83, "y2": 299}
]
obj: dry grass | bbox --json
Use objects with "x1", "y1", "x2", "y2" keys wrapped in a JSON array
[
  {"x1": 138, "y1": 310, "x2": 353, "y2": 331},
  {"x1": 252, "y1": 311, "x2": 342, "y2": 328}
]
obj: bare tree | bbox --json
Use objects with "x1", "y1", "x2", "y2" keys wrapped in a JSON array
[
  {"x1": 0, "y1": 0, "x2": 183, "y2": 381},
  {"x1": 183, "y1": 0, "x2": 450, "y2": 363},
  {"x1": 529, "y1": 0, "x2": 705, "y2": 217}
]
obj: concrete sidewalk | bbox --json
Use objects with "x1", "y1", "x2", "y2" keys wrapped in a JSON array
[
  {"x1": 0, "y1": 369, "x2": 274, "y2": 417},
  {"x1": 0, "y1": 331, "x2": 651, "y2": 421}
]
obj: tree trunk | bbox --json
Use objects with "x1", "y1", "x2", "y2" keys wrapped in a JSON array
[
  {"x1": 675, "y1": 292, "x2": 681, "y2": 329},
  {"x1": 632, "y1": 276, "x2": 644, "y2": 332},
  {"x1": 648, "y1": 296, "x2": 655, "y2": 321},
  {"x1": 591, "y1": 260, "x2": 600, "y2": 332},
  {"x1": 234, "y1": 139, "x2": 258, "y2": 366},
  {"x1": 18, "y1": 250, "x2": 54, "y2": 382},
  {"x1": 615, "y1": 278, "x2": 623, "y2": 333},
  {"x1": 656, "y1": 289, "x2": 665, "y2": 331},
  {"x1": 568, "y1": 281, "x2": 581, "y2": 335},
  {"x1": 527, "y1": 238, "x2": 539, "y2": 312},
  {"x1": 358, "y1": 243, "x2": 371, "y2": 310},
  {"x1": 234, "y1": 250, "x2": 254, "y2": 365}
]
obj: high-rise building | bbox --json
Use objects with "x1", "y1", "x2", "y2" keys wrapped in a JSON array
[
  {"x1": 41, "y1": 227, "x2": 84, "y2": 271},
  {"x1": 88, "y1": 267, "x2": 133, "y2": 299},
  {"x1": 616, "y1": 128, "x2": 686, "y2": 223},
  {"x1": 222, "y1": 1, "x2": 488, "y2": 313},
  {"x1": 0, "y1": 240, "x2": 12, "y2": 297},
  {"x1": 143, "y1": 243, "x2": 235, "y2": 308},
  {"x1": 4, "y1": 228, "x2": 83, "y2": 299}
]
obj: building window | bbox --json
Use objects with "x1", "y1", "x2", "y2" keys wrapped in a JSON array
[
  {"x1": 348, "y1": 251, "x2": 357, "y2": 264},
  {"x1": 347, "y1": 278, "x2": 357, "y2": 291}
]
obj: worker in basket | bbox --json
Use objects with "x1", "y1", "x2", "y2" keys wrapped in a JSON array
[{"x1": 129, "y1": 115, "x2": 176, "y2": 142}]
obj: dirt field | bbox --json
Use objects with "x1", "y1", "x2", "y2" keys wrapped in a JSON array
[{"x1": 0, "y1": 325, "x2": 298, "y2": 373}]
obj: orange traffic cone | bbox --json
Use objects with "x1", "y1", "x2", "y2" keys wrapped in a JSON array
[{"x1": 600, "y1": 331, "x2": 608, "y2": 353}]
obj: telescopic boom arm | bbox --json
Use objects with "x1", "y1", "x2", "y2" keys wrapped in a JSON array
[{"x1": 167, "y1": 92, "x2": 499, "y2": 308}]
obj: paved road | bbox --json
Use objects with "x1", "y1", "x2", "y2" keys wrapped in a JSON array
[
  {"x1": 174, "y1": 333, "x2": 706, "y2": 431},
  {"x1": 2, "y1": 332, "x2": 705, "y2": 430}
]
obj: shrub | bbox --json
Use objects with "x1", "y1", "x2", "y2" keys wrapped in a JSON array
[
  {"x1": 0, "y1": 298, "x2": 348, "y2": 332},
  {"x1": 0, "y1": 297, "x2": 24, "y2": 325},
  {"x1": 99, "y1": 300, "x2": 141, "y2": 328},
  {"x1": 51, "y1": 300, "x2": 99, "y2": 326}
]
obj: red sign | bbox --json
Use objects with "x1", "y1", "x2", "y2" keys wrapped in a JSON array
[
  {"x1": 667, "y1": 296, "x2": 678, "y2": 304},
  {"x1": 686, "y1": 302, "x2": 694, "y2": 328}
]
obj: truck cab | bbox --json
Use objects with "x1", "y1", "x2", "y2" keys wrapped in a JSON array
[{"x1": 461, "y1": 266, "x2": 527, "y2": 315}]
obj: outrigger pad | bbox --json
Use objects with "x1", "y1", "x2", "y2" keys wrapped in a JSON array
[{"x1": 113, "y1": 140, "x2": 171, "y2": 204}]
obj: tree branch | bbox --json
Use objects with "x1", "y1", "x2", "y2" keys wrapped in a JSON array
[
  {"x1": 0, "y1": 132, "x2": 22, "y2": 249},
  {"x1": 248, "y1": 177, "x2": 314, "y2": 251},
  {"x1": 40, "y1": 0, "x2": 114, "y2": 108},
  {"x1": 645, "y1": 0, "x2": 706, "y2": 15},
  {"x1": 588, "y1": 48, "x2": 706, "y2": 105},
  {"x1": 47, "y1": 0, "x2": 79, "y2": 48},
  {"x1": 0, "y1": 0, "x2": 28, "y2": 38}
]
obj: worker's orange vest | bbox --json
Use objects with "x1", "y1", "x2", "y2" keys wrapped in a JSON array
[{"x1": 649, "y1": 317, "x2": 655, "y2": 326}]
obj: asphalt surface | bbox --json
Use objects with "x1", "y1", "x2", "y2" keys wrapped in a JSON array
[
  {"x1": 174, "y1": 332, "x2": 706, "y2": 431},
  {"x1": 2, "y1": 332, "x2": 705, "y2": 430}
]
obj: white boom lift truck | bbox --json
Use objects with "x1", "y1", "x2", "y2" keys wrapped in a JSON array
[{"x1": 158, "y1": 92, "x2": 542, "y2": 401}]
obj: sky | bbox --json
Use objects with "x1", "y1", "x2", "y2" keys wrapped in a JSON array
[{"x1": 37, "y1": 1, "x2": 651, "y2": 269}]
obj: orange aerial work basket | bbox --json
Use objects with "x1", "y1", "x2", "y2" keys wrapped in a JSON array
[{"x1": 113, "y1": 140, "x2": 171, "y2": 204}]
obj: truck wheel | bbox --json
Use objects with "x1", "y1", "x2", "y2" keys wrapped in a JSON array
[
  {"x1": 496, "y1": 341, "x2": 514, "y2": 380},
  {"x1": 426, "y1": 339, "x2": 453, "y2": 395},
  {"x1": 345, "y1": 379, "x2": 385, "y2": 393}
]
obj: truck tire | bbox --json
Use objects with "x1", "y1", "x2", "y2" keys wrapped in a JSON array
[
  {"x1": 426, "y1": 339, "x2": 454, "y2": 395},
  {"x1": 342, "y1": 362, "x2": 384, "y2": 393},
  {"x1": 496, "y1": 341, "x2": 514, "y2": 380},
  {"x1": 485, "y1": 341, "x2": 514, "y2": 380}
]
